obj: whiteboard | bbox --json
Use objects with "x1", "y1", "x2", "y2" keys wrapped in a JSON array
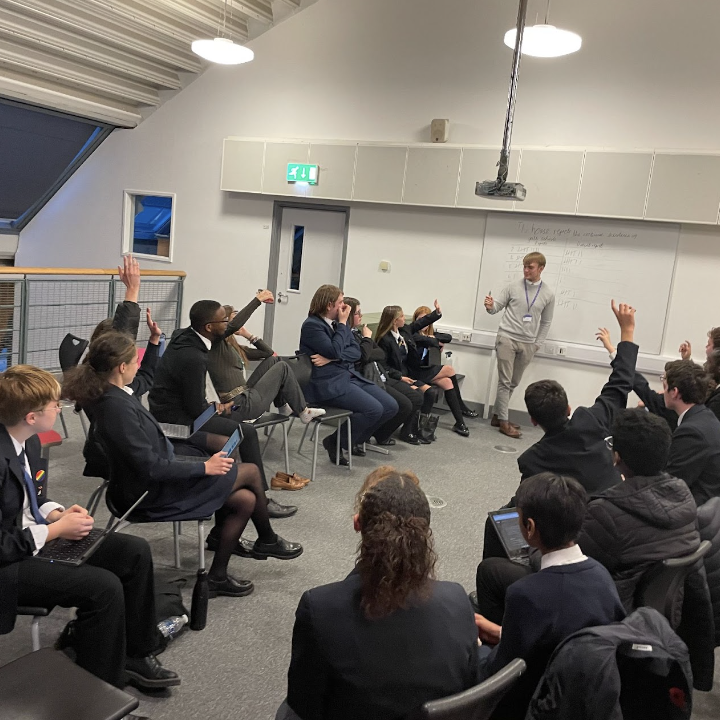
[{"x1": 473, "y1": 213, "x2": 680, "y2": 354}]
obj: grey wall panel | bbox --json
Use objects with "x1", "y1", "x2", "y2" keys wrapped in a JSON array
[
  {"x1": 516, "y1": 149, "x2": 584, "y2": 214},
  {"x1": 307, "y1": 144, "x2": 356, "y2": 200},
  {"x1": 353, "y1": 145, "x2": 407, "y2": 204},
  {"x1": 403, "y1": 147, "x2": 461, "y2": 207},
  {"x1": 220, "y1": 139, "x2": 264, "y2": 193}
]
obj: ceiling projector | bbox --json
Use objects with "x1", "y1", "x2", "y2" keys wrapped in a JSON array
[{"x1": 475, "y1": 180, "x2": 526, "y2": 201}]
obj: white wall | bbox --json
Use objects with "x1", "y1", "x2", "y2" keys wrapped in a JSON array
[{"x1": 15, "y1": 0, "x2": 720, "y2": 408}]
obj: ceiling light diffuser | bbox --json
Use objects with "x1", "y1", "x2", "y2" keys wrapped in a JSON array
[
  {"x1": 504, "y1": 24, "x2": 582, "y2": 58},
  {"x1": 191, "y1": 38, "x2": 254, "y2": 65}
]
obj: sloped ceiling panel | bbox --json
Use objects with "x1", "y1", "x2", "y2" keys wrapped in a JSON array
[{"x1": 0, "y1": 0, "x2": 303, "y2": 127}]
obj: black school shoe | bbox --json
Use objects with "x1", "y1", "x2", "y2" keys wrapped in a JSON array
[
  {"x1": 462, "y1": 407, "x2": 479, "y2": 418},
  {"x1": 452, "y1": 423, "x2": 470, "y2": 437},
  {"x1": 399, "y1": 432, "x2": 421, "y2": 445},
  {"x1": 351, "y1": 444, "x2": 366, "y2": 457},
  {"x1": 267, "y1": 498, "x2": 298, "y2": 518},
  {"x1": 252, "y1": 536, "x2": 303, "y2": 560},
  {"x1": 322, "y1": 434, "x2": 349, "y2": 466},
  {"x1": 125, "y1": 655, "x2": 181, "y2": 690},
  {"x1": 375, "y1": 437, "x2": 396, "y2": 446},
  {"x1": 207, "y1": 574, "x2": 254, "y2": 598},
  {"x1": 206, "y1": 533, "x2": 255, "y2": 558}
]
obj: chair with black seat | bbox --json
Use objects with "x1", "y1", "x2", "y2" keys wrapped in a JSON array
[
  {"x1": 635, "y1": 540, "x2": 712, "y2": 629},
  {"x1": 58, "y1": 334, "x2": 90, "y2": 438},
  {"x1": 283, "y1": 354, "x2": 353, "y2": 481},
  {"x1": 16, "y1": 605, "x2": 53, "y2": 652},
  {"x1": 407, "y1": 658, "x2": 526, "y2": 720},
  {"x1": 0, "y1": 648, "x2": 138, "y2": 720}
]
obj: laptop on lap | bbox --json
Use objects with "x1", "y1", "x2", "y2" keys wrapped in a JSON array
[
  {"x1": 488, "y1": 509, "x2": 531, "y2": 566},
  {"x1": 36, "y1": 492, "x2": 148, "y2": 567},
  {"x1": 160, "y1": 402, "x2": 217, "y2": 440}
]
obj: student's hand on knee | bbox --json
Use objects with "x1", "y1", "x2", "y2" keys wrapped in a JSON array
[
  {"x1": 401, "y1": 376, "x2": 415, "y2": 385},
  {"x1": 205, "y1": 452, "x2": 235, "y2": 476},
  {"x1": 474, "y1": 614, "x2": 501, "y2": 646}
]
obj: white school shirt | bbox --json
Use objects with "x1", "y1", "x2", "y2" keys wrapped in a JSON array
[
  {"x1": 540, "y1": 544, "x2": 587, "y2": 570},
  {"x1": 193, "y1": 330, "x2": 220, "y2": 403}
]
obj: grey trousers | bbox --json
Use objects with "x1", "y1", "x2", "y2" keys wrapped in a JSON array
[
  {"x1": 493, "y1": 334, "x2": 537, "y2": 421},
  {"x1": 231, "y1": 356, "x2": 307, "y2": 420}
]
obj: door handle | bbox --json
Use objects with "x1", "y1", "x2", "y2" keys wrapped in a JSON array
[{"x1": 277, "y1": 291, "x2": 287, "y2": 304}]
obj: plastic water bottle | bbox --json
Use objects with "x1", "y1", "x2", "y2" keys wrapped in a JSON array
[
  {"x1": 444, "y1": 350, "x2": 454, "y2": 368},
  {"x1": 157, "y1": 614, "x2": 188, "y2": 639}
]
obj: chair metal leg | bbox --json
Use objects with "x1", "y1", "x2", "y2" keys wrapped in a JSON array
[
  {"x1": 298, "y1": 422, "x2": 311, "y2": 454},
  {"x1": 261, "y1": 425, "x2": 278, "y2": 458},
  {"x1": 347, "y1": 419, "x2": 352, "y2": 470},
  {"x1": 336, "y1": 421, "x2": 341, "y2": 466},
  {"x1": 78, "y1": 410, "x2": 89, "y2": 439},
  {"x1": 59, "y1": 409, "x2": 69, "y2": 439},
  {"x1": 198, "y1": 520, "x2": 206, "y2": 571},
  {"x1": 311, "y1": 424, "x2": 319, "y2": 482},
  {"x1": 30, "y1": 617, "x2": 41, "y2": 651},
  {"x1": 364, "y1": 441, "x2": 390, "y2": 456},
  {"x1": 86, "y1": 480, "x2": 108, "y2": 516},
  {"x1": 173, "y1": 522, "x2": 181, "y2": 569},
  {"x1": 282, "y1": 423, "x2": 290, "y2": 474}
]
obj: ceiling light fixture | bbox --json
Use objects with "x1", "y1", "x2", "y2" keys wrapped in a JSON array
[
  {"x1": 191, "y1": 0, "x2": 254, "y2": 65},
  {"x1": 504, "y1": 0, "x2": 581, "y2": 57}
]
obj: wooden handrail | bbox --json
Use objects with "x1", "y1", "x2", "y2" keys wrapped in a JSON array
[{"x1": 0, "y1": 268, "x2": 185, "y2": 277}]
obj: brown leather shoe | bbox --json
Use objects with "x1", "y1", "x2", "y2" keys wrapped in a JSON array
[
  {"x1": 275, "y1": 471, "x2": 311, "y2": 487},
  {"x1": 270, "y1": 474, "x2": 305, "y2": 491},
  {"x1": 491, "y1": 414, "x2": 521, "y2": 430},
  {"x1": 499, "y1": 420, "x2": 522, "y2": 439}
]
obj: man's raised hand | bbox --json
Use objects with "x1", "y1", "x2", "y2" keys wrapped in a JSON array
[
  {"x1": 255, "y1": 289, "x2": 274, "y2": 304},
  {"x1": 118, "y1": 255, "x2": 140, "y2": 303},
  {"x1": 611, "y1": 299, "x2": 635, "y2": 343}
]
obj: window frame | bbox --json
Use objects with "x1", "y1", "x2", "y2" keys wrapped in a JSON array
[{"x1": 121, "y1": 189, "x2": 176, "y2": 263}]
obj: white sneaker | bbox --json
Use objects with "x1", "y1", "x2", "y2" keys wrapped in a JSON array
[
  {"x1": 300, "y1": 407, "x2": 326, "y2": 424},
  {"x1": 276, "y1": 403, "x2": 293, "y2": 417}
]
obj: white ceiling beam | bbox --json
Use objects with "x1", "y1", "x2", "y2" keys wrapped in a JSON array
[
  {"x1": 0, "y1": 0, "x2": 203, "y2": 71},
  {"x1": 0, "y1": 7, "x2": 181, "y2": 89},
  {"x1": 144, "y1": 0, "x2": 258, "y2": 34},
  {"x1": 0, "y1": 40, "x2": 160, "y2": 106},
  {"x1": 0, "y1": 70, "x2": 140, "y2": 127}
]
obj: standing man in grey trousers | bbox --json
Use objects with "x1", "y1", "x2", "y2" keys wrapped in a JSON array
[{"x1": 484, "y1": 252, "x2": 555, "y2": 438}]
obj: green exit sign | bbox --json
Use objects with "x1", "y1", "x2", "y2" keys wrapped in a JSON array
[{"x1": 287, "y1": 163, "x2": 319, "y2": 185}]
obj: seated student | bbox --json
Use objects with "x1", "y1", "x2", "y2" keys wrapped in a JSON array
[
  {"x1": 376, "y1": 301, "x2": 473, "y2": 437},
  {"x1": 475, "y1": 409, "x2": 715, "y2": 691},
  {"x1": 148, "y1": 297, "x2": 297, "y2": 519},
  {"x1": 277, "y1": 467, "x2": 482, "y2": 720},
  {"x1": 299, "y1": 285, "x2": 398, "y2": 465},
  {"x1": 0, "y1": 365, "x2": 180, "y2": 691},
  {"x1": 474, "y1": 473, "x2": 626, "y2": 720},
  {"x1": 207, "y1": 297, "x2": 325, "y2": 424},
  {"x1": 63, "y1": 332, "x2": 302, "y2": 599},
  {"x1": 344, "y1": 296, "x2": 425, "y2": 446},
  {"x1": 634, "y1": 360, "x2": 720, "y2": 505}
]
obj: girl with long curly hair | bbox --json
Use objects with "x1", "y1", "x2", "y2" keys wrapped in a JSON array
[{"x1": 278, "y1": 467, "x2": 482, "y2": 720}]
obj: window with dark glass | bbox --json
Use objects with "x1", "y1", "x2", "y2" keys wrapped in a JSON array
[
  {"x1": 290, "y1": 225, "x2": 305, "y2": 290},
  {"x1": 0, "y1": 99, "x2": 111, "y2": 230}
]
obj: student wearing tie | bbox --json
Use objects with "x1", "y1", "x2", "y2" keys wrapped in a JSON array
[
  {"x1": 299, "y1": 285, "x2": 398, "y2": 465},
  {"x1": 484, "y1": 252, "x2": 555, "y2": 439},
  {"x1": 0, "y1": 365, "x2": 180, "y2": 691}
]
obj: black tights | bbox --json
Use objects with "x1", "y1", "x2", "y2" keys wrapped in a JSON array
[{"x1": 208, "y1": 462, "x2": 276, "y2": 581}]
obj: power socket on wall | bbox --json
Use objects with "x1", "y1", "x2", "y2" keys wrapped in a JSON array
[{"x1": 461, "y1": 332, "x2": 472, "y2": 342}]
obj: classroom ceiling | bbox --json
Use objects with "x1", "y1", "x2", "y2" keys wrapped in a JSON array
[{"x1": 0, "y1": 0, "x2": 304, "y2": 127}]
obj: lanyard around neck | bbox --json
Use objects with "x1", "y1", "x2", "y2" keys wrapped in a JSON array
[{"x1": 524, "y1": 280, "x2": 543, "y2": 313}]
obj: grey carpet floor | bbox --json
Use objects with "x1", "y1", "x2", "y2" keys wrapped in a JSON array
[{"x1": 1, "y1": 409, "x2": 718, "y2": 719}]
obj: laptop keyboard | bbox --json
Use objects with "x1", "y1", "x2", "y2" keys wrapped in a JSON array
[
  {"x1": 159, "y1": 422, "x2": 191, "y2": 439},
  {"x1": 40, "y1": 529, "x2": 104, "y2": 561}
]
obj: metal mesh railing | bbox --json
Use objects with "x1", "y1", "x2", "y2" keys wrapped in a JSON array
[{"x1": 0, "y1": 269, "x2": 184, "y2": 373}]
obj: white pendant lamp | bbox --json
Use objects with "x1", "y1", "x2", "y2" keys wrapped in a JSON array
[
  {"x1": 191, "y1": 0, "x2": 254, "y2": 65},
  {"x1": 504, "y1": 0, "x2": 581, "y2": 57}
]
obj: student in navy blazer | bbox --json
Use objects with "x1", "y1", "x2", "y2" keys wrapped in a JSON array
[{"x1": 299, "y1": 285, "x2": 398, "y2": 465}]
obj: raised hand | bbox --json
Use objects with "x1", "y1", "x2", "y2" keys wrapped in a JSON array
[
  {"x1": 204, "y1": 452, "x2": 235, "y2": 476},
  {"x1": 255, "y1": 289, "x2": 274, "y2": 304},
  {"x1": 484, "y1": 294, "x2": 494, "y2": 311},
  {"x1": 118, "y1": 255, "x2": 140, "y2": 303},
  {"x1": 361, "y1": 325, "x2": 373, "y2": 338},
  {"x1": 146, "y1": 308, "x2": 162, "y2": 342},
  {"x1": 596, "y1": 327, "x2": 615, "y2": 354},
  {"x1": 434, "y1": 298, "x2": 441, "y2": 314},
  {"x1": 679, "y1": 341, "x2": 692, "y2": 360},
  {"x1": 611, "y1": 299, "x2": 635, "y2": 342}
]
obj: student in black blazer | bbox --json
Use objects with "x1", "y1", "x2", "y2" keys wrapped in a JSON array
[
  {"x1": 635, "y1": 359, "x2": 720, "y2": 505},
  {"x1": 63, "y1": 332, "x2": 303, "y2": 600},
  {"x1": 299, "y1": 285, "x2": 398, "y2": 464},
  {"x1": 375, "y1": 301, "x2": 473, "y2": 436},
  {"x1": 277, "y1": 467, "x2": 482, "y2": 720},
  {"x1": 0, "y1": 365, "x2": 179, "y2": 690}
]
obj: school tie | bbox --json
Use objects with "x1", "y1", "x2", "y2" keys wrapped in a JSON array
[
  {"x1": 18, "y1": 449, "x2": 46, "y2": 525},
  {"x1": 332, "y1": 321, "x2": 338, "y2": 331}
]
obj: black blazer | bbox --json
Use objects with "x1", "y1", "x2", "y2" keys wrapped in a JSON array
[
  {"x1": 517, "y1": 341, "x2": 638, "y2": 495},
  {"x1": 286, "y1": 571, "x2": 481, "y2": 720},
  {"x1": 377, "y1": 309, "x2": 441, "y2": 377},
  {"x1": 0, "y1": 427, "x2": 50, "y2": 634},
  {"x1": 87, "y1": 386, "x2": 205, "y2": 516},
  {"x1": 665, "y1": 404, "x2": 720, "y2": 506}
]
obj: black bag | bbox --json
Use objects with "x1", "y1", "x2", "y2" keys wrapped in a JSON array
[
  {"x1": 417, "y1": 413, "x2": 439, "y2": 442},
  {"x1": 155, "y1": 578, "x2": 189, "y2": 651}
]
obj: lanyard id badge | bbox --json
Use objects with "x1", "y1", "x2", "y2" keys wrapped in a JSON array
[{"x1": 524, "y1": 280, "x2": 542, "y2": 322}]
